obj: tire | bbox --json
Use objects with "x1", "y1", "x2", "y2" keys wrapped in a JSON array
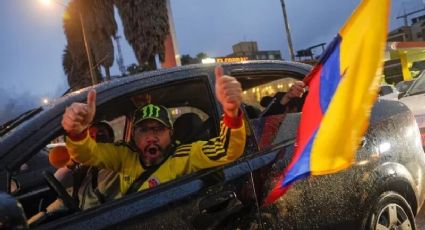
[{"x1": 365, "y1": 191, "x2": 416, "y2": 230}]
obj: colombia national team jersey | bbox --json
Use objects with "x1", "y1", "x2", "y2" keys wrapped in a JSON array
[{"x1": 66, "y1": 113, "x2": 246, "y2": 194}]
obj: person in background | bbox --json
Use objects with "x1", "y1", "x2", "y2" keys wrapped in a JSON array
[{"x1": 261, "y1": 81, "x2": 306, "y2": 116}]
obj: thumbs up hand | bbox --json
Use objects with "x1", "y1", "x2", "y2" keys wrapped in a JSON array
[
  {"x1": 62, "y1": 89, "x2": 97, "y2": 135},
  {"x1": 215, "y1": 66, "x2": 242, "y2": 118}
]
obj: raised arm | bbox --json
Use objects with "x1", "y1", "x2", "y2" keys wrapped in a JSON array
[
  {"x1": 62, "y1": 89, "x2": 96, "y2": 136},
  {"x1": 262, "y1": 80, "x2": 306, "y2": 116},
  {"x1": 62, "y1": 90, "x2": 126, "y2": 172},
  {"x1": 188, "y1": 66, "x2": 246, "y2": 169}
]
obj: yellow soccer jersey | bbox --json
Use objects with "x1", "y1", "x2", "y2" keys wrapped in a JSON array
[{"x1": 66, "y1": 114, "x2": 246, "y2": 194}]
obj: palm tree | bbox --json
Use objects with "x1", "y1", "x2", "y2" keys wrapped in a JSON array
[
  {"x1": 62, "y1": 0, "x2": 171, "y2": 89},
  {"x1": 62, "y1": 1, "x2": 94, "y2": 89},
  {"x1": 62, "y1": 45, "x2": 92, "y2": 91},
  {"x1": 63, "y1": 0, "x2": 116, "y2": 86},
  {"x1": 196, "y1": 52, "x2": 208, "y2": 62},
  {"x1": 115, "y1": 0, "x2": 170, "y2": 69}
]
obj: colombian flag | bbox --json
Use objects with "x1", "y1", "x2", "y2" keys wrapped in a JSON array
[{"x1": 264, "y1": 0, "x2": 390, "y2": 205}]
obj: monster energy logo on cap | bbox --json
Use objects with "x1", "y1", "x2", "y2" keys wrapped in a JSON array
[
  {"x1": 133, "y1": 104, "x2": 173, "y2": 128},
  {"x1": 142, "y1": 104, "x2": 161, "y2": 118}
]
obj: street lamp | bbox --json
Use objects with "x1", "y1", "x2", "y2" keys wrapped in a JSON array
[
  {"x1": 40, "y1": 0, "x2": 52, "y2": 7},
  {"x1": 42, "y1": 98, "x2": 50, "y2": 105},
  {"x1": 39, "y1": 0, "x2": 97, "y2": 85}
]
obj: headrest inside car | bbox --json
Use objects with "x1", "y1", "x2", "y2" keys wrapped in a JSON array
[{"x1": 174, "y1": 113, "x2": 210, "y2": 144}]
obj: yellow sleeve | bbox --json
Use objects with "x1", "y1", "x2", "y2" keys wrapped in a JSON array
[
  {"x1": 188, "y1": 114, "x2": 246, "y2": 171},
  {"x1": 66, "y1": 131, "x2": 130, "y2": 173}
]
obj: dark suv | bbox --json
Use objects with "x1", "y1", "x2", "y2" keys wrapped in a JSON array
[{"x1": 1, "y1": 61, "x2": 424, "y2": 229}]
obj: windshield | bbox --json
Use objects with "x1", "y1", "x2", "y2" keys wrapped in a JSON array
[
  {"x1": 0, "y1": 107, "x2": 43, "y2": 137},
  {"x1": 406, "y1": 71, "x2": 425, "y2": 96}
]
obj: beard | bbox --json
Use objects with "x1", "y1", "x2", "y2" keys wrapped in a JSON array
[{"x1": 142, "y1": 144, "x2": 166, "y2": 166}]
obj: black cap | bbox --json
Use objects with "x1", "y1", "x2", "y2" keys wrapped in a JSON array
[{"x1": 133, "y1": 104, "x2": 173, "y2": 129}]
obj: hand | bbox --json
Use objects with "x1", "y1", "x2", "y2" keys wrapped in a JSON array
[
  {"x1": 281, "y1": 81, "x2": 305, "y2": 105},
  {"x1": 61, "y1": 89, "x2": 96, "y2": 135},
  {"x1": 215, "y1": 66, "x2": 242, "y2": 118}
]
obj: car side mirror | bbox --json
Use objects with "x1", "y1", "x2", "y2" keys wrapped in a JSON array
[
  {"x1": 398, "y1": 92, "x2": 406, "y2": 99},
  {"x1": 0, "y1": 192, "x2": 28, "y2": 229},
  {"x1": 396, "y1": 80, "x2": 414, "y2": 95}
]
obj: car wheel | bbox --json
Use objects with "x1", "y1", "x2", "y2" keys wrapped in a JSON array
[{"x1": 366, "y1": 191, "x2": 415, "y2": 230}]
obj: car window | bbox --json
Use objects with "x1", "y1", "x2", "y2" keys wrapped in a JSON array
[
  {"x1": 10, "y1": 75, "x2": 250, "y2": 228},
  {"x1": 406, "y1": 71, "x2": 425, "y2": 96},
  {"x1": 242, "y1": 78, "x2": 300, "y2": 113},
  {"x1": 14, "y1": 115, "x2": 129, "y2": 223},
  {"x1": 35, "y1": 77, "x2": 219, "y2": 226},
  {"x1": 239, "y1": 75, "x2": 304, "y2": 150}
]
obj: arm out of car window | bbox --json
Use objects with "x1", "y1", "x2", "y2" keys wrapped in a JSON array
[{"x1": 169, "y1": 111, "x2": 246, "y2": 175}]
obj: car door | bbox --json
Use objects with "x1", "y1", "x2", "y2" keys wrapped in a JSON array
[
  {"x1": 39, "y1": 161, "x2": 260, "y2": 229},
  {"x1": 229, "y1": 64, "x2": 312, "y2": 229},
  {"x1": 38, "y1": 67, "x2": 261, "y2": 229}
]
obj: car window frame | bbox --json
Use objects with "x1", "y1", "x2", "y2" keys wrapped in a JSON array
[
  {"x1": 35, "y1": 72, "x2": 250, "y2": 227},
  {"x1": 11, "y1": 71, "x2": 229, "y2": 225},
  {"x1": 233, "y1": 70, "x2": 306, "y2": 154}
]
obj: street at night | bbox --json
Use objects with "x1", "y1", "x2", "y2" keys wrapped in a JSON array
[{"x1": 2, "y1": 0, "x2": 425, "y2": 229}]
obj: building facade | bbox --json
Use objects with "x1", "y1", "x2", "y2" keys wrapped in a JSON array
[
  {"x1": 384, "y1": 14, "x2": 425, "y2": 83},
  {"x1": 388, "y1": 15, "x2": 425, "y2": 42},
  {"x1": 223, "y1": 41, "x2": 282, "y2": 61}
]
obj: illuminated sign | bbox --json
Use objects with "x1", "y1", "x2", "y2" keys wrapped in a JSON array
[
  {"x1": 201, "y1": 58, "x2": 216, "y2": 64},
  {"x1": 215, "y1": 57, "x2": 250, "y2": 63}
]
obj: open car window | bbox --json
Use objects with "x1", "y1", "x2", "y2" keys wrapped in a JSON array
[
  {"x1": 242, "y1": 77, "x2": 300, "y2": 113},
  {"x1": 238, "y1": 73, "x2": 305, "y2": 150},
  {"x1": 12, "y1": 115, "x2": 126, "y2": 197},
  {"x1": 14, "y1": 76, "x2": 224, "y2": 228}
]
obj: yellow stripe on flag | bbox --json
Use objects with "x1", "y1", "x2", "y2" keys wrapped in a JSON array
[{"x1": 311, "y1": 0, "x2": 390, "y2": 175}]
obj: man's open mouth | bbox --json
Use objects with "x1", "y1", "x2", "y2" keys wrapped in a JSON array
[
  {"x1": 148, "y1": 146, "x2": 158, "y2": 155},
  {"x1": 144, "y1": 144, "x2": 162, "y2": 159}
]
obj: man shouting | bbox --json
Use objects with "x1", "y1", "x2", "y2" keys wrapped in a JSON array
[{"x1": 62, "y1": 66, "x2": 246, "y2": 195}]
